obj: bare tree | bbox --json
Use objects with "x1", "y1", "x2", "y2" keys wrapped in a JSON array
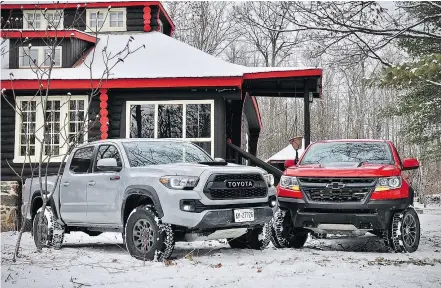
[{"x1": 1, "y1": 5, "x2": 144, "y2": 260}]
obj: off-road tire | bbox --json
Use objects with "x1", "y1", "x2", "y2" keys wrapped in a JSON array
[
  {"x1": 32, "y1": 207, "x2": 64, "y2": 250},
  {"x1": 270, "y1": 209, "x2": 309, "y2": 249},
  {"x1": 125, "y1": 205, "x2": 174, "y2": 261},
  {"x1": 228, "y1": 223, "x2": 271, "y2": 250},
  {"x1": 389, "y1": 207, "x2": 420, "y2": 253}
]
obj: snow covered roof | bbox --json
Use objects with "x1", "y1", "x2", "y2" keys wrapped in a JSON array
[
  {"x1": 2, "y1": 32, "x2": 320, "y2": 81},
  {"x1": 266, "y1": 139, "x2": 306, "y2": 162}
]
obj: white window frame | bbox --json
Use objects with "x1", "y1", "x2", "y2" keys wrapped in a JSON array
[
  {"x1": 14, "y1": 95, "x2": 89, "y2": 163},
  {"x1": 19, "y1": 46, "x2": 62, "y2": 68},
  {"x1": 86, "y1": 8, "x2": 127, "y2": 32},
  {"x1": 125, "y1": 100, "x2": 215, "y2": 157},
  {"x1": 23, "y1": 10, "x2": 64, "y2": 30}
]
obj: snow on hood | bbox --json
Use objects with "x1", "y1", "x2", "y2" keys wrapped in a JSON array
[{"x1": 2, "y1": 32, "x2": 319, "y2": 80}]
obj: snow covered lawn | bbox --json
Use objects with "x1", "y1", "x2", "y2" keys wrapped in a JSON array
[{"x1": 2, "y1": 211, "x2": 441, "y2": 288}]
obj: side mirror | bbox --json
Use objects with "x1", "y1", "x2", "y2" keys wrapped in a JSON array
[
  {"x1": 284, "y1": 159, "x2": 296, "y2": 169},
  {"x1": 402, "y1": 158, "x2": 419, "y2": 171},
  {"x1": 96, "y1": 158, "x2": 121, "y2": 172}
]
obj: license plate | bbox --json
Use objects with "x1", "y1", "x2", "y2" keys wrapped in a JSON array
[{"x1": 234, "y1": 209, "x2": 254, "y2": 223}]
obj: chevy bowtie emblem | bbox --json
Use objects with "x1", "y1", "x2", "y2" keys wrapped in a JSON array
[{"x1": 326, "y1": 182, "x2": 345, "y2": 189}]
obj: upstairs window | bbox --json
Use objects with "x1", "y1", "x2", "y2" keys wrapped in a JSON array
[
  {"x1": 19, "y1": 46, "x2": 62, "y2": 68},
  {"x1": 23, "y1": 10, "x2": 64, "y2": 30},
  {"x1": 86, "y1": 8, "x2": 126, "y2": 32}
]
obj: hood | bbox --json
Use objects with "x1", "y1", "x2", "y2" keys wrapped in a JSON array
[
  {"x1": 285, "y1": 162, "x2": 400, "y2": 177},
  {"x1": 129, "y1": 162, "x2": 267, "y2": 177}
]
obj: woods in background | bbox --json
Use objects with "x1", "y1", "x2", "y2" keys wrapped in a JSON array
[{"x1": 164, "y1": 1, "x2": 441, "y2": 201}]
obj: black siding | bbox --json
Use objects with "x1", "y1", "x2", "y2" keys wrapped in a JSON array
[
  {"x1": 8, "y1": 38, "x2": 93, "y2": 68},
  {"x1": 1, "y1": 93, "x2": 100, "y2": 182},
  {"x1": 1, "y1": 9, "x2": 23, "y2": 29},
  {"x1": 107, "y1": 89, "x2": 237, "y2": 158},
  {"x1": 127, "y1": 6, "x2": 144, "y2": 32},
  {"x1": 64, "y1": 8, "x2": 86, "y2": 30}
]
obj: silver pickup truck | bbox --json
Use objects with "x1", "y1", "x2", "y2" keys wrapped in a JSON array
[{"x1": 23, "y1": 139, "x2": 276, "y2": 261}]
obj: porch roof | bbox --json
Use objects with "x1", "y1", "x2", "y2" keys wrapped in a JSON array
[{"x1": 1, "y1": 31, "x2": 322, "y2": 94}]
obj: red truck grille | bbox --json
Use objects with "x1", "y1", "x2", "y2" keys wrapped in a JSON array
[{"x1": 298, "y1": 177, "x2": 376, "y2": 202}]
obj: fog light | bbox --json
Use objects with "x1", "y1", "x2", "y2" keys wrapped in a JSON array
[
  {"x1": 268, "y1": 196, "x2": 277, "y2": 207},
  {"x1": 270, "y1": 200, "x2": 277, "y2": 207},
  {"x1": 180, "y1": 200, "x2": 196, "y2": 212}
]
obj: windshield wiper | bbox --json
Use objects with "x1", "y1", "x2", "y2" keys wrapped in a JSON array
[
  {"x1": 198, "y1": 161, "x2": 228, "y2": 166},
  {"x1": 357, "y1": 161, "x2": 366, "y2": 167}
]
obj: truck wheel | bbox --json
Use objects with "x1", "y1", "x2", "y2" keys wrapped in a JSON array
[
  {"x1": 33, "y1": 207, "x2": 64, "y2": 250},
  {"x1": 390, "y1": 208, "x2": 420, "y2": 253},
  {"x1": 125, "y1": 205, "x2": 174, "y2": 261},
  {"x1": 228, "y1": 223, "x2": 271, "y2": 250},
  {"x1": 270, "y1": 209, "x2": 308, "y2": 249}
]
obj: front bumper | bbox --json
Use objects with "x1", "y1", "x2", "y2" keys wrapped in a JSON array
[{"x1": 278, "y1": 197, "x2": 410, "y2": 231}]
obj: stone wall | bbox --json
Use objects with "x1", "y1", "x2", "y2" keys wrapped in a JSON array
[{"x1": 1, "y1": 181, "x2": 19, "y2": 231}]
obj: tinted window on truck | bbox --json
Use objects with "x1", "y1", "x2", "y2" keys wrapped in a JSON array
[
  {"x1": 69, "y1": 146, "x2": 94, "y2": 173},
  {"x1": 94, "y1": 145, "x2": 122, "y2": 171},
  {"x1": 300, "y1": 142, "x2": 394, "y2": 165}
]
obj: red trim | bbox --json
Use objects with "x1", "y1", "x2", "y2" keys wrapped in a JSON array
[
  {"x1": 243, "y1": 69, "x2": 322, "y2": 80},
  {"x1": 277, "y1": 186, "x2": 303, "y2": 199},
  {"x1": 0, "y1": 77, "x2": 243, "y2": 90},
  {"x1": 2, "y1": 1, "x2": 175, "y2": 33},
  {"x1": 250, "y1": 96, "x2": 262, "y2": 130},
  {"x1": 1, "y1": 30, "x2": 97, "y2": 43},
  {"x1": 99, "y1": 89, "x2": 109, "y2": 140}
]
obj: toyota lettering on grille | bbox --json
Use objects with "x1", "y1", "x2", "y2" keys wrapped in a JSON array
[{"x1": 225, "y1": 180, "x2": 254, "y2": 188}]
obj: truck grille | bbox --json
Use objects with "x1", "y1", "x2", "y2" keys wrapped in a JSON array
[
  {"x1": 298, "y1": 177, "x2": 376, "y2": 203},
  {"x1": 204, "y1": 173, "x2": 268, "y2": 200}
]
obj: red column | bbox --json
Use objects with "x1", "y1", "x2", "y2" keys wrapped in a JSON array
[
  {"x1": 143, "y1": 6, "x2": 152, "y2": 32},
  {"x1": 99, "y1": 89, "x2": 109, "y2": 140}
]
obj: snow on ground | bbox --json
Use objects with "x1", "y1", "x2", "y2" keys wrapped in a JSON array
[{"x1": 2, "y1": 210, "x2": 441, "y2": 288}]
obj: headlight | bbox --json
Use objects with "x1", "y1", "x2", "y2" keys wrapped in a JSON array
[
  {"x1": 263, "y1": 174, "x2": 275, "y2": 187},
  {"x1": 159, "y1": 176, "x2": 199, "y2": 190},
  {"x1": 375, "y1": 176, "x2": 402, "y2": 191},
  {"x1": 279, "y1": 176, "x2": 299, "y2": 190}
]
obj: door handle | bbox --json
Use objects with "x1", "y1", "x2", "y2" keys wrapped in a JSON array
[
  {"x1": 110, "y1": 175, "x2": 120, "y2": 181},
  {"x1": 88, "y1": 181, "x2": 96, "y2": 186},
  {"x1": 62, "y1": 182, "x2": 70, "y2": 187}
]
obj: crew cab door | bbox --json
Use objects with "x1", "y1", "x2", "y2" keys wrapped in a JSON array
[
  {"x1": 60, "y1": 146, "x2": 95, "y2": 224},
  {"x1": 86, "y1": 144, "x2": 124, "y2": 225}
]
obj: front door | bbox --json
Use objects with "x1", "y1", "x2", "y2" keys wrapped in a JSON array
[
  {"x1": 60, "y1": 146, "x2": 95, "y2": 224},
  {"x1": 86, "y1": 144, "x2": 124, "y2": 225}
]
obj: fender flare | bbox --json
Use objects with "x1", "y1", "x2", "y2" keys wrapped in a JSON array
[
  {"x1": 31, "y1": 191, "x2": 58, "y2": 220},
  {"x1": 121, "y1": 185, "x2": 164, "y2": 223}
]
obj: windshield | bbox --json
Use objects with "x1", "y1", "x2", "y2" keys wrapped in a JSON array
[
  {"x1": 300, "y1": 142, "x2": 394, "y2": 165},
  {"x1": 123, "y1": 141, "x2": 213, "y2": 167}
]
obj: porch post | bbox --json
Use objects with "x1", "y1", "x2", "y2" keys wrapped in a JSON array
[{"x1": 303, "y1": 78, "x2": 311, "y2": 147}]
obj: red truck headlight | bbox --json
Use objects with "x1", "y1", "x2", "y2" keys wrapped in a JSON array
[{"x1": 375, "y1": 176, "x2": 402, "y2": 191}]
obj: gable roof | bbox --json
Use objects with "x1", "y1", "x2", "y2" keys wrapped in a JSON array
[{"x1": 1, "y1": 32, "x2": 320, "y2": 81}]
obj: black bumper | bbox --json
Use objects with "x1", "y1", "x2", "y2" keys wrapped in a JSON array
[{"x1": 278, "y1": 197, "x2": 410, "y2": 231}]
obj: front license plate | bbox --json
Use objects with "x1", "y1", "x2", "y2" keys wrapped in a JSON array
[{"x1": 234, "y1": 209, "x2": 255, "y2": 223}]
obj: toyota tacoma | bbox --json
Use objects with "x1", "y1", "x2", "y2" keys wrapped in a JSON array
[
  {"x1": 22, "y1": 139, "x2": 276, "y2": 261},
  {"x1": 271, "y1": 139, "x2": 421, "y2": 253}
]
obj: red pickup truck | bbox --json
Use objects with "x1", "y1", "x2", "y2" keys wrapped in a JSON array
[{"x1": 271, "y1": 139, "x2": 420, "y2": 253}]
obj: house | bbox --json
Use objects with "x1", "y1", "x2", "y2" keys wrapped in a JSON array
[{"x1": 0, "y1": 1, "x2": 322, "y2": 183}]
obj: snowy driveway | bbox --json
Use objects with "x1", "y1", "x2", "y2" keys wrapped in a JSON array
[{"x1": 2, "y1": 211, "x2": 441, "y2": 288}]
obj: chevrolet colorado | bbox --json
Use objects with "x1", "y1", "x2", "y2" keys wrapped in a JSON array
[
  {"x1": 271, "y1": 139, "x2": 421, "y2": 253},
  {"x1": 23, "y1": 139, "x2": 276, "y2": 261}
]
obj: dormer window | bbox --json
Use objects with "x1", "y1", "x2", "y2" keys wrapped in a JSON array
[
  {"x1": 23, "y1": 10, "x2": 64, "y2": 30},
  {"x1": 19, "y1": 46, "x2": 62, "y2": 68},
  {"x1": 86, "y1": 8, "x2": 126, "y2": 32}
]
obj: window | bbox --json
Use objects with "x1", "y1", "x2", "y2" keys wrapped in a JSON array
[
  {"x1": 94, "y1": 145, "x2": 122, "y2": 171},
  {"x1": 86, "y1": 8, "x2": 126, "y2": 32},
  {"x1": 23, "y1": 10, "x2": 64, "y2": 30},
  {"x1": 126, "y1": 100, "x2": 214, "y2": 156},
  {"x1": 19, "y1": 46, "x2": 62, "y2": 68},
  {"x1": 69, "y1": 146, "x2": 94, "y2": 174},
  {"x1": 14, "y1": 96, "x2": 89, "y2": 163}
]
